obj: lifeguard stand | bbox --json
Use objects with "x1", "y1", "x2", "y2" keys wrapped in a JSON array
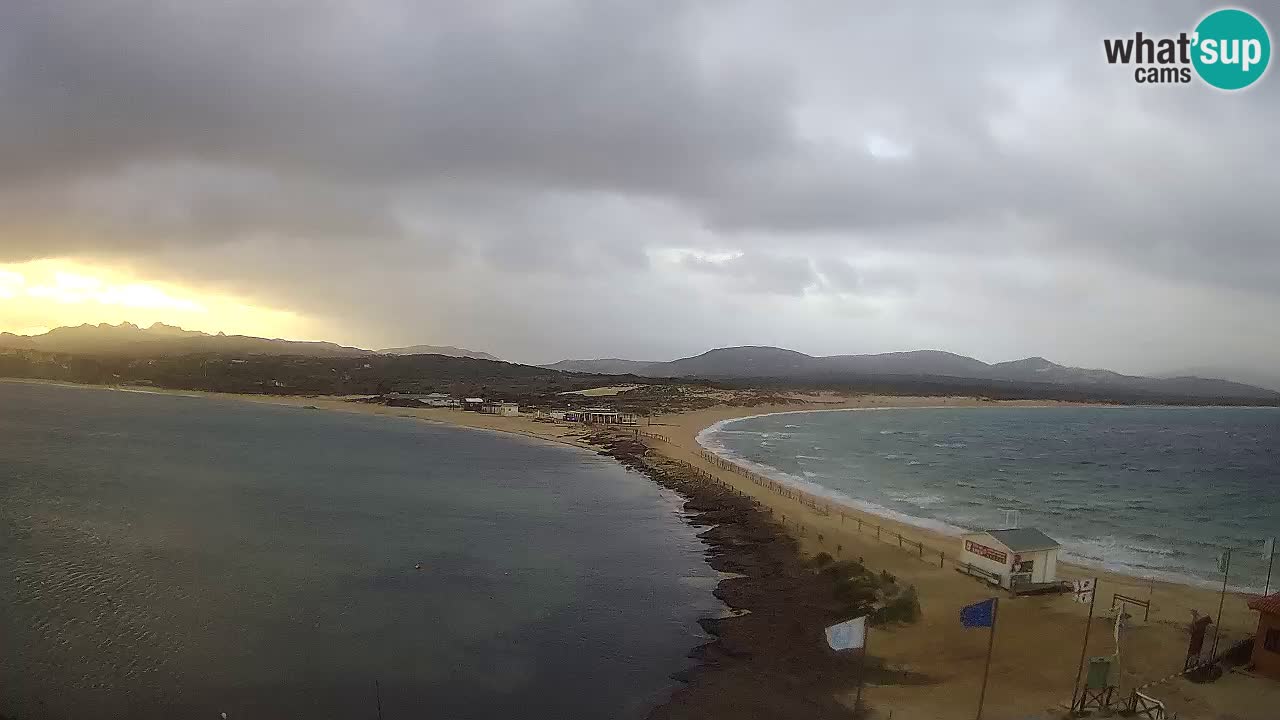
[{"x1": 1073, "y1": 656, "x2": 1117, "y2": 714}]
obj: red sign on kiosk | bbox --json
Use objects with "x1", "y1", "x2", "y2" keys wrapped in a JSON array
[{"x1": 964, "y1": 540, "x2": 1008, "y2": 565}]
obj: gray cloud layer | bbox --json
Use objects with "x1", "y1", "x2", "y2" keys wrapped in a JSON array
[{"x1": 1, "y1": 1, "x2": 1277, "y2": 373}]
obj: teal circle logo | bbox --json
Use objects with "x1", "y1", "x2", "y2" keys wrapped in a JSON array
[{"x1": 1192, "y1": 8, "x2": 1271, "y2": 90}]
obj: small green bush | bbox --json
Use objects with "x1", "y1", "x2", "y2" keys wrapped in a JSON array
[{"x1": 871, "y1": 585, "x2": 920, "y2": 625}]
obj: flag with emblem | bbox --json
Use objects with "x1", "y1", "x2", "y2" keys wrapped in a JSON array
[{"x1": 961, "y1": 598, "x2": 996, "y2": 628}]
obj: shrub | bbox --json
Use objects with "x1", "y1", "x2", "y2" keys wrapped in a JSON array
[{"x1": 871, "y1": 585, "x2": 920, "y2": 625}]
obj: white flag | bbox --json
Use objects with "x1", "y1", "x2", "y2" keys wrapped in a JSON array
[
  {"x1": 1073, "y1": 578, "x2": 1095, "y2": 604},
  {"x1": 1264, "y1": 538, "x2": 1275, "y2": 560},
  {"x1": 825, "y1": 615, "x2": 867, "y2": 651}
]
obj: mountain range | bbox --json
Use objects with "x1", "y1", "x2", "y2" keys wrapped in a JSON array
[
  {"x1": 2, "y1": 324, "x2": 1275, "y2": 401},
  {"x1": 545, "y1": 346, "x2": 1278, "y2": 400},
  {"x1": 376, "y1": 344, "x2": 501, "y2": 361},
  {"x1": 0, "y1": 323, "x2": 496, "y2": 360}
]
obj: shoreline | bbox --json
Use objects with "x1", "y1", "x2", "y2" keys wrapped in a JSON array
[
  {"x1": 694, "y1": 406, "x2": 1271, "y2": 595},
  {"x1": 6, "y1": 380, "x2": 1273, "y2": 717},
  {"x1": 582, "y1": 431, "x2": 892, "y2": 719},
  {"x1": 621, "y1": 400, "x2": 1270, "y2": 718}
]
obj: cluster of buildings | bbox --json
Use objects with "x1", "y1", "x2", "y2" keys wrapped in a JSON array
[{"x1": 381, "y1": 393, "x2": 637, "y2": 425}]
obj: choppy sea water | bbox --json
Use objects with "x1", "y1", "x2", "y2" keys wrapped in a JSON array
[
  {"x1": 701, "y1": 406, "x2": 1280, "y2": 591},
  {"x1": 0, "y1": 381, "x2": 720, "y2": 719}
]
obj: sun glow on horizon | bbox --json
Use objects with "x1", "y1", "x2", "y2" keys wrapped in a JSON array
[{"x1": 0, "y1": 259, "x2": 324, "y2": 341}]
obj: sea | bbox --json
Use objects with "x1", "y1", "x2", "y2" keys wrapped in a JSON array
[
  {"x1": 700, "y1": 405, "x2": 1280, "y2": 592},
  {"x1": 0, "y1": 381, "x2": 721, "y2": 719}
]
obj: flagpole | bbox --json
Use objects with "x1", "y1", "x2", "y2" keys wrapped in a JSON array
[
  {"x1": 1265, "y1": 547, "x2": 1275, "y2": 598},
  {"x1": 856, "y1": 624, "x2": 869, "y2": 713},
  {"x1": 976, "y1": 597, "x2": 999, "y2": 720},
  {"x1": 1211, "y1": 548, "x2": 1231, "y2": 657},
  {"x1": 1069, "y1": 578, "x2": 1098, "y2": 714}
]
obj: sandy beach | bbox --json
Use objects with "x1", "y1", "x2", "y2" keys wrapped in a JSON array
[
  {"x1": 17, "y1": 380, "x2": 1274, "y2": 719},
  {"x1": 345, "y1": 393, "x2": 1274, "y2": 719}
]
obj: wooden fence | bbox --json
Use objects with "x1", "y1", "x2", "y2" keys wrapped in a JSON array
[
  {"x1": 687, "y1": 447, "x2": 968, "y2": 570},
  {"x1": 627, "y1": 431, "x2": 1057, "y2": 582},
  {"x1": 630, "y1": 429, "x2": 670, "y2": 443}
]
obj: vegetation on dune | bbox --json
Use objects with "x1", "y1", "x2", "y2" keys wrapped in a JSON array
[{"x1": 810, "y1": 555, "x2": 920, "y2": 626}]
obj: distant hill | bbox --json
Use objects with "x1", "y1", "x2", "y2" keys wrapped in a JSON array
[
  {"x1": 546, "y1": 346, "x2": 1279, "y2": 401},
  {"x1": 0, "y1": 322, "x2": 368, "y2": 357},
  {"x1": 378, "y1": 344, "x2": 500, "y2": 361},
  {"x1": 1154, "y1": 366, "x2": 1280, "y2": 393},
  {"x1": 542, "y1": 358, "x2": 661, "y2": 375}
]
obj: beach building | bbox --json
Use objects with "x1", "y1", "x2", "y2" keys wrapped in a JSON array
[
  {"x1": 1247, "y1": 593, "x2": 1280, "y2": 680},
  {"x1": 957, "y1": 528, "x2": 1062, "y2": 592},
  {"x1": 385, "y1": 392, "x2": 458, "y2": 407},
  {"x1": 462, "y1": 398, "x2": 485, "y2": 412},
  {"x1": 481, "y1": 401, "x2": 520, "y2": 417},
  {"x1": 566, "y1": 407, "x2": 638, "y2": 425}
]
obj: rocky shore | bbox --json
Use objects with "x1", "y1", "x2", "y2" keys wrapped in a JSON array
[{"x1": 584, "y1": 432, "x2": 922, "y2": 719}]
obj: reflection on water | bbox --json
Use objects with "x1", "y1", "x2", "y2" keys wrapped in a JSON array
[{"x1": 1, "y1": 381, "x2": 719, "y2": 719}]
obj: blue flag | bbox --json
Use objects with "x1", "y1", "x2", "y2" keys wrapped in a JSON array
[{"x1": 961, "y1": 598, "x2": 996, "y2": 628}]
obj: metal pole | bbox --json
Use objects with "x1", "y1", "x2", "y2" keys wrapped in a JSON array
[
  {"x1": 976, "y1": 598, "x2": 999, "y2": 720},
  {"x1": 1211, "y1": 548, "x2": 1231, "y2": 657},
  {"x1": 1069, "y1": 578, "x2": 1098, "y2": 714}
]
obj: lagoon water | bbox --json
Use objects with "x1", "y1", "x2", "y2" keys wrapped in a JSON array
[
  {"x1": 703, "y1": 406, "x2": 1280, "y2": 591},
  {"x1": 0, "y1": 381, "x2": 719, "y2": 719}
]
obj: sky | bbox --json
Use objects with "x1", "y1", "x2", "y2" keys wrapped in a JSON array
[{"x1": 1, "y1": 1, "x2": 1277, "y2": 373}]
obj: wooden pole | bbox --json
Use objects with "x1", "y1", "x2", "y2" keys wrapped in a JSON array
[
  {"x1": 1069, "y1": 578, "x2": 1098, "y2": 714},
  {"x1": 976, "y1": 598, "x2": 999, "y2": 720},
  {"x1": 1265, "y1": 546, "x2": 1275, "y2": 598},
  {"x1": 1211, "y1": 549, "x2": 1231, "y2": 657},
  {"x1": 375, "y1": 679, "x2": 383, "y2": 720},
  {"x1": 856, "y1": 624, "x2": 870, "y2": 714}
]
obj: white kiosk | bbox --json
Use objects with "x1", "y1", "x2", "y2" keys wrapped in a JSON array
[{"x1": 958, "y1": 528, "x2": 1062, "y2": 592}]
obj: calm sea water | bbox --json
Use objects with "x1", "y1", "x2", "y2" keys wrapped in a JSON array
[
  {"x1": 702, "y1": 406, "x2": 1280, "y2": 591},
  {"x1": 0, "y1": 381, "x2": 720, "y2": 720}
]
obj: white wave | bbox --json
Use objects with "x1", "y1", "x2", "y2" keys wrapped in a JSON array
[
  {"x1": 1059, "y1": 535, "x2": 1265, "y2": 594},
  {"x1": 695, "y1": 406, "x2": 1273, "y2": 593},
  {"x1": 695, "y1": 430, "x2": 970, "y2": 537}
]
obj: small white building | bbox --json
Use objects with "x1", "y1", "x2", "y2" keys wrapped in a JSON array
[{"x1": 958, "y1": 528, "x2": 1061, "y2": 591}]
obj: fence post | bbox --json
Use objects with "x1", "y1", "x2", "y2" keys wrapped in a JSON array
[
  {"x1": 940, "y1": 551, "x2": 945, "y2": 569},
  {"x1": 877, "y1": 526, "x2": 881, "y2": 541},
  {"x1": 898, "y1": 533, "x2": 903, "y2": 549},
  {"x1": 919, "y1": 542, "x2": 923, "y2": 559}
]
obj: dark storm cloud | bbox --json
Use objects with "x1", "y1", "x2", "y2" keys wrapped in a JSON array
[{"x1": 0, "y1": 1, "x2": 1277, "y2": 371}]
